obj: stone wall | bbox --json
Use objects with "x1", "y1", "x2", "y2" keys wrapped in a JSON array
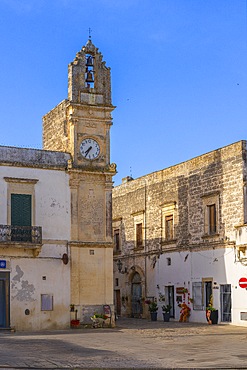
[
  {"x1": 42, "y1": 100, "x2": 69, "y2": 152},
  {"x1": 113, "y1": 140, "x2": 247, "y2": 254},
  {"x1": 112, "y1": 140, "x2": 247, "y2": 321}
]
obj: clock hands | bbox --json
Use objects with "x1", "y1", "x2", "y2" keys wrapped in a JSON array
[
  {"x1": 80, "y1": 138, "x2": 100, "y2": 159},
  {"x1": 84, "y1": 146, "x2": 92, "y2": 157}
]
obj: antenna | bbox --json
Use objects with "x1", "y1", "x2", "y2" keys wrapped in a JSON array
[
  {"x1": 88, "y1": 27, "x2": 92, "y2": 40},
  {"x1": 130, "y1": 166, "x2": 132, "y2": 178}
]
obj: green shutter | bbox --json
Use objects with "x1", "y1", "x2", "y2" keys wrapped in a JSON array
[{"x1": 11, "y1": 194, "x2": 32, "y2": 226}]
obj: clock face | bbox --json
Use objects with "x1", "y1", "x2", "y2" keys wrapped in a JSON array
[{"x1": 80, "y1": 138, "x2": 100, "y2": 160}]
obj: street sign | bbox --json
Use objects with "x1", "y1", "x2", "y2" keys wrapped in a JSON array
[
  {"x1": 176, "y1": 287, "x2": 185, "y2": 294},
  {"x1": 239, "y1": 277, "x2": 247, "y2": 289}
]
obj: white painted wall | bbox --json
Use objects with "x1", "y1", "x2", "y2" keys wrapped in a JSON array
[
  {"x1": 0, "y1": 165, "x2": 70, "y2": 240},
  {"x1": 153, "y1": 247, "x2": 247, "y2": 326},
  {"x1": 10, "y1": 257, "x2": 70, "y2": 331},
  {"x1": 0, "y1": 165, "x2": 71, "y2": 330}
]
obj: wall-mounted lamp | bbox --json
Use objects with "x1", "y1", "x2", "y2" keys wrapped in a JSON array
[{"x1": 117, "y1": 259, "x2": 128, "y2": 274}]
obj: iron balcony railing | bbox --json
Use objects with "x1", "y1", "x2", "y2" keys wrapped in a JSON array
[{"x1": 0, "y1": 225, "x2": 42, "y2": 244}]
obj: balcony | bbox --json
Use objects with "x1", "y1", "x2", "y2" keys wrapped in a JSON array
[{"x1": 0, "y1": 225, "x2": 42, "y2": 245}]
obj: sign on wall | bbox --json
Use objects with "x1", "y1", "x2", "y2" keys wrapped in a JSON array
[
  {"x1": 0, "y1": 260, "x2": 6, "y2": 269},
  {"x1": 239, "y1": 277, "x2": 247, "y2": 289}
]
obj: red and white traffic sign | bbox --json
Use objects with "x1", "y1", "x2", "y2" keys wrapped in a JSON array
[{"x1": 239, "y1": 277, "x2": 247, "y2": 289}]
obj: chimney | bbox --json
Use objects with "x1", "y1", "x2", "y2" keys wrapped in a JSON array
[{"x1": 122, "y1": 176, "x2": 134, "y2": 184}]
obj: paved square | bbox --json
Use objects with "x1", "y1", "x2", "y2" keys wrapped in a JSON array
[{"x1": 0, "y1": 318, "x2": 247, "y2": 369}]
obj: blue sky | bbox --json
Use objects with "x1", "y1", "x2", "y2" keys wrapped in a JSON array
[{"x1": 0, "y1": 0, "x2": 246, "y2": 186}]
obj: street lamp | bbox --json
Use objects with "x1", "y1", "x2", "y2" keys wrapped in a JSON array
[{"x1": 117, "y1": 259, "x2": 128, "y2": 274}]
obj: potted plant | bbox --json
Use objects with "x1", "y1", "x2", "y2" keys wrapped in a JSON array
[
  {"x1": 162, "y1": 304, "x2": 172, "y2": 322},
  {"x1": 70, "y1": 319, "x2": 80, "y2": 328},
  {"x1": 145, "y1": 299, "x2": 158, "y2": 321},
  {"x1": 206, "y1": 295, "x2": 218, "y2": 325},
  {"x1": 70, "y1": 308, "x2": 80, "y2": 328},
  {"x1": 90, "y1": 313, "x2": 109, "y2": 328}
]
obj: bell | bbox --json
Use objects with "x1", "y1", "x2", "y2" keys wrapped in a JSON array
[
  {"x1": 86, "y1": 55, "x2": 94, "y2": 67},
  {"x1": 86, "y1": 71, "x2": 94, "y2": 83}
]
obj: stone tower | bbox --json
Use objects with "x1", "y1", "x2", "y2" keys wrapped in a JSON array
[{"x1": 43, "y1": 38, "x2": 116, "y2": 322}]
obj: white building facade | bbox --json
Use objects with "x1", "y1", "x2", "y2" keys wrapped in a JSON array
[{"x1": 0, "y1": 147, "x2": 71, "y2": 330}]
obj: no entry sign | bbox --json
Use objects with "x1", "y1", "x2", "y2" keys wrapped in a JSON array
[{"x1": 239, "y1": 277, "x2": 247, "y2": 289}]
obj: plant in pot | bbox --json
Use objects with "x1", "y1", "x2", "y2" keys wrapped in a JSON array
[
  {"x1": 162, "y1": 304, "x2": 172, "y2": 322},
  {"x1": 206, "y1": 295, "x2": 218, "y2": 325},
  {"x1": 90, "y1": 313, "x2": 109, "y2": 328},
  {"x1": 70, "y1": 308, "x2": 80, "y2": 328},
  {"x1": 145, "y1": 299, "x2": 158, "y2": 321}
]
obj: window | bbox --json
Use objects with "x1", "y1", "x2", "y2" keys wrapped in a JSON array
[
  {"x1": 112, "y1": 218, "x2": 122, "y2": 254},
  {"x1": 114, "y1": 229, "x2": 120, "y2": 252},
  {"x1": 11, "y1": 194, "x2": 32, "y2": 242},
  {"x1": 4, "y1": 177, "x2": 41, "y2": 245},
  {"x1": 192, "y1": 280, "x2": 212, "y2": 311},
  {"x1": 136, "y1": 223, "x2": 143, "y2": 247},
  {"x1": 202, "y1": 193, "x2": 219, "y2": 236},
  {"x1": 5, "y1": 177, "x2": 38, "y2": 227},
  {"x1": 207, "y1": 204, "x2": 216, "y2": 234},
  {"x1": 161, "y1": 202, "x2": 176, "y2": 242},
  {"x1": 165, "y1": 215, "x2": 174, "y2": 240},
  {"x1": 132, "y1": 211, "x2": 145, "y2": 249},
  {"x1": 11, "y1": 194, "x2": 32, "y2": 226},
  {"x1": 244, "y1": 184, "x2": 247, "y2": 224},
  {"x1": 192, "y1": 282, "x2": 203, "y2": 310}
]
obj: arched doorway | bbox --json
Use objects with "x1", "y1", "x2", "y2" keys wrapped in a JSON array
[{"x1": 131, "y1": 272, "x2": 142, "y2": 317}]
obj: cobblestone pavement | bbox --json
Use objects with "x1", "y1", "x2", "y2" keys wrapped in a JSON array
[{"x1": 1, "y1": 318, "x2": 247, "y2": 369}]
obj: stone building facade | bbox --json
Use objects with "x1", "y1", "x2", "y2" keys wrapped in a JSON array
[
  {"x1": 0, "y1": 39, "x2": 116, "y2": 331},
  {"x1": 112, "y1": 140, "x2": 247, "y2": 326}
]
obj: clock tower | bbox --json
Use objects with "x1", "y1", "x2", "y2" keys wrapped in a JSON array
[{"x1": 43, "y1": 38, "x2": 116, "y2": 323}]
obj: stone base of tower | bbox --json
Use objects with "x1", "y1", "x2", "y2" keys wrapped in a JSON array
[
  {"x1": 69, "y1": 242, "x2": 114, "y2": 327},
  {"x1": 70, "y1": 304, "x2": 115, "y2": 327}
]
